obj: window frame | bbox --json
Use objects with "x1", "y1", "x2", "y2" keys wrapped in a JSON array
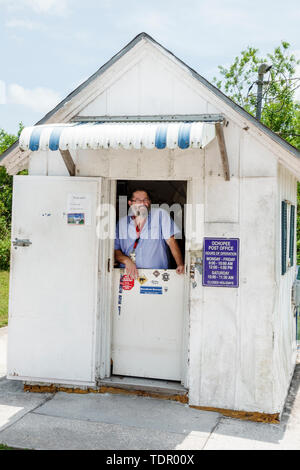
[{"x1": 281, "y1": 200, "x2": 296, "y2": 275}]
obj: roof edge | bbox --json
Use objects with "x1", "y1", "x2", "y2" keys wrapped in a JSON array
[
  {"x1": 1, "y1": 31, "x2": 299, "y2": 164},
  {"x1": 0, "y1": 33, "x2": 149, "y2": 163}
]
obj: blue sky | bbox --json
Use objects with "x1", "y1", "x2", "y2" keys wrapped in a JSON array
[{"x1": 1, "y1": 0, "x2": 300, "y2": 134}]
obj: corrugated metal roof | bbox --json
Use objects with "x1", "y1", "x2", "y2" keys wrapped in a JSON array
[{"x1": 19, "y1": 122, "x2": 216, "y2": 151}]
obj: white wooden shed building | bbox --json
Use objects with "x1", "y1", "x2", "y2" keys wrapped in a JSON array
[{"x1": 2, "y1": 33, "x2": 300, "y2": 421}]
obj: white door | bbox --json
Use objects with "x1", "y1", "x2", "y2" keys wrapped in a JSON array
[
  {"x1": 7, "y1": 176, "x2": 101, "y2": 386},
  {"x1": 111, "y1": 268, "x2": 185, "y2": 381}
]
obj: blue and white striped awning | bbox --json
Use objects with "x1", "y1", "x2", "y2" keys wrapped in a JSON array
[{"x1": 19, "y1": 122, "x2": 216, "y2": 152}]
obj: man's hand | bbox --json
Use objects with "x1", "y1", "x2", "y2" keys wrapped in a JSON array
[
  {"x1": 115, "y1": 250, "x2": 139, "y2": 279},
  {"x1": 124, "y1": 258, "x2": 139, "y2": 279},
  {"x1": 167, "y1": 237, "x2": 184, "y2": 275},
  {"x1": 176, "y1": 265, "x2": 185, "y2": 275}
]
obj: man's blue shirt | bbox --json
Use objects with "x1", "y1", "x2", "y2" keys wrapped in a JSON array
[{"x1": 115, "y1": 208, "x2": 180, "y2": 269}]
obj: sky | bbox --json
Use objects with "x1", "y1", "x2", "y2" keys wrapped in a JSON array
[{"x1": 0, "y1": 0, "x2": 300, "y2": 134}]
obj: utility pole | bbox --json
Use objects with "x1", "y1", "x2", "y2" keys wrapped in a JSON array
[{"x1": 256, "y1": 63, "x2": 272, "y2": 121}]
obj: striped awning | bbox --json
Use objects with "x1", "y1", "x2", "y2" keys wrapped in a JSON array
[{"x1": 19, "y1": 122, "x2": 216, "y2": 152}]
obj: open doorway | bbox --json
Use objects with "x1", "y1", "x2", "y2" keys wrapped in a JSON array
[
  {"x1": 115, "y1": 180, "x2": 187, "y2": 268},
  {"x1": 111, "y1": 180, "x2": 188, "y2": 382}
]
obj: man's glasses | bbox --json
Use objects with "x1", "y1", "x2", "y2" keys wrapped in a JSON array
[{"x1": 131, "y1": 198, "x2": 150, "y2": 203}]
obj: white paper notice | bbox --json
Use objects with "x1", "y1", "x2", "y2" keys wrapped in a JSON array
[{"x1": 67, "y1": 193, "x2": 92, "y2": 226}]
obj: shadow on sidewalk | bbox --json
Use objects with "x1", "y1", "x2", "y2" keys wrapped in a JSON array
[
  {"x1": 280, "y1": 362, "x2": 300, "y2": 426},
  {"x1": 209, "y1": 360, "x2": 300, "y2": 448}
]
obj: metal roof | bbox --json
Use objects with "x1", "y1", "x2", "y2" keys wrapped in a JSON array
[
  {"x1": 1, "y1": 32, "x2": 299, "y2": 164},
  {"x1": 20, "y1": 121, "x2": 216, "y2": 152}
]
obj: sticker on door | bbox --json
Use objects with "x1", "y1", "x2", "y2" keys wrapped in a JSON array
[
  {"x1": 121, "y1": 274, "x2": 135, "y2": 291},
  {"x1": 140, "y1": 286, "x2": 163, "y2": 295}
]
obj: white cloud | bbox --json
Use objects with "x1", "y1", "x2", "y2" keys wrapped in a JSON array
[
  {"x1": 23, "y1": 0, "x2": 68, "y2": 14},
  {"x1": 0, "y1": 0, "x2": 69, "y2": 15},
  {"x1": 5, "y1": 19, "x2": 46, "y2": 30},
  {"x1": 8, "y1": 84, "x2": 62, "y2": 113}
]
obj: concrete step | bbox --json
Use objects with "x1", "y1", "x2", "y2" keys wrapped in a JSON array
[{"x1": 99, "y1": 375, "x2": 188, "y2": 397}]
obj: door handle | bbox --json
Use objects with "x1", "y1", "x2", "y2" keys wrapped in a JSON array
[
  {"x1": 195, "y1": 257, "x2": 202, "y2": 275},
  {"x1": 12, "y1": 238, "x2": 32, "y2": 248}
]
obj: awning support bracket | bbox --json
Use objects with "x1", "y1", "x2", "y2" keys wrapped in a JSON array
[
  {"x1": 60, "y1": 149, "x2": 76, "y2": 176},
  {"x1": 215, "y1": 123, "x2": 230, "y2": 181}
]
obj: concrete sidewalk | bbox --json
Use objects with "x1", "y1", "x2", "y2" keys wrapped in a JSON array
[{"x1": 1, "y1": 327, "x2": 300, "y2": 450}]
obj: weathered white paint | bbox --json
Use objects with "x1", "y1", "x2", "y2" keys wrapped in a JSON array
[
  {"x1": 7, "y1": 176, "x2": 101, "y2": 385},
  {"x1": 273, "y1": 165, "x2": 297, "y2": 412},
  {"x1": 29, "y1": 147, "x2": 205, "y2": 180},
  {"x1": 28, "y1": 150, "x2": 70, "y2": 177},
  {"x1": 111, "y1": 268, "x2": 185, "y2": 381},
  {"x1": 10, "y1": 35, "x2": 300, "y2": 416},
  {"x1": 96, "y1": 176, "x2": 115, "y2": 380}
]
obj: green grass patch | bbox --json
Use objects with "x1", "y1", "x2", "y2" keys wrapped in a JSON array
[
  {"x1": 0, "y1": 444, "x2": 28, "y2": 450},
  {"x1": 0, "y1": 444, "x2": 16, "y2": 450},
  {"x1": 0, "y1": 271, "x2": 9, "y2": 328}
]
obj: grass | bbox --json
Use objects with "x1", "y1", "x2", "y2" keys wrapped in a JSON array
[
  {"x1": 0, "y1": 271, "x2": 9, "y2": 328},
  {"x1": 0, "y1": 444, "x2": 28, "y2": 450},
  {"x1": 0, "y1": 444, "x2": 17, "y2": 450}
]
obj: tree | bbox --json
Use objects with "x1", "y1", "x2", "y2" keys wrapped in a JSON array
[
  {"x1": 0, "y1": 123, "x2": 24, "y2": 270},
  {"x1": 213, "y1": 41, "x2": 300, "y2": 149},
  {"x1": 0, "y1": 123, "x2": 24, "y2": 226},
  {"x1": 213, "y1": 41, "x2": 300, "y2": 262}
]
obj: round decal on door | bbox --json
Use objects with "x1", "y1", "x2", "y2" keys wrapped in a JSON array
[{"x1": 121, "y1": 275, "x2": 135, "y2": 290}]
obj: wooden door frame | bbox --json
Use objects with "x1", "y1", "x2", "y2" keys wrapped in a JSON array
[{"x1": 97, "y1": 177, "x2": 191, "y2": 387}]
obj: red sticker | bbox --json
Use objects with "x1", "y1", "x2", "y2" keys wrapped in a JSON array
[{"x1": 121, "y1": 275, "x2": 135, "y2": 291}]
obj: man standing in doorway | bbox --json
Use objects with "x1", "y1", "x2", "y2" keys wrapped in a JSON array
[{"x1": 114, "y1": 189, "x2": 184, "y2": 279}]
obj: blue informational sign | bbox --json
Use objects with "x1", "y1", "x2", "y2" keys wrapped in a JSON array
[
  {"x1": 203, "y1": 238, "x2": 239, "y2": 288},
  {"x1": 140, "y1": 286, "x2": 163, "y2": 295}
]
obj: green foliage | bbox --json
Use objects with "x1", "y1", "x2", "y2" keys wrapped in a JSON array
[
  {"x1": 0, "y1": 216, "x2": 9, "y2": 239},
  {"x1": 214, "y1": 46, "x2": 263, "y2": 111},
  {"x1": 297, "y1": 182, "x2": 300, "y2": 265},
  {"x1": 0, "y1": 216, "x2": 10, "y2": 270},
  {"x1": 0, "y1": 123, "x2": 25, "y2": 271},
  {"x1": 0, "y1": 167, "x2": 13, "y2": 227},
  {"x1": 0, "y1": 270, "x2": 9, "y2": 327},
  {"x1": 0, "y1": 129, "x2": 18, "y2": 155},
  {"x1": 0, "y1": 122, "x2": 23, "y2": 152},
  {"x1": 213, "y1": 42, "x2": 300, "y2": 148},
  {"x1": 213, "y1": 42, "x2": 300, "y2": 264},
  {"x1": 0, "y1": 238, "x2": 10, "y2": 271},
  {"x1": 289, "y1": 108, "x2": 300, "y2": 152},
  {"x1": 0, "y1": 443, "x2": 15, "y2": 450},
  {"x1": 0, "y1": 123, "x2": 24, "y2": 225}
]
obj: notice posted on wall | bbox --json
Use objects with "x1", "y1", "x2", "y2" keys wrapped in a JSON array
[
  {"x1": 67, "y1": 193, "x2": 92, "y2": 226},
  {"x1": 203, "y1": 238, "x2": 239, "y2": 288}
]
